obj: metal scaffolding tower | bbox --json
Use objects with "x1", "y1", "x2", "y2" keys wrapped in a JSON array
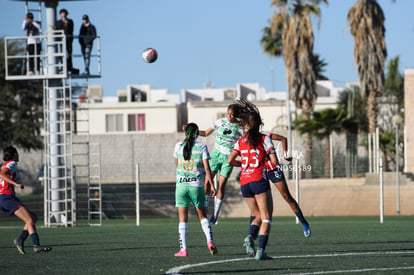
[{"x1": 4, "y1": 0, "x2": 102, "y2": 227}]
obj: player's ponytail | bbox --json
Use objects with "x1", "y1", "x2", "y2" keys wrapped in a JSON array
[
  {"x1": 183, "y1": 123, "x2": 199, "y2": 161},
  {"x1": 245, "y1": 112, "x2": 262, "y2": 148}
]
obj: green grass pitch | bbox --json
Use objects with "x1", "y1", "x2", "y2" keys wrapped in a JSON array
[{"x1": 1, "y1": 216, "x2": 413, "y2": 274}]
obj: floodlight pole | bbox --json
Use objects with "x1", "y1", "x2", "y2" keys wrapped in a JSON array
[
  {"x1": 286, "y1": 85, "x2": 293, "y2": 180},
  {"x1": 45, "y1": 1, "x2": 62, "y2": 222}
]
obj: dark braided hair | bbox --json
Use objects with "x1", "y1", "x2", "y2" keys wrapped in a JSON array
[
  {"x1": 3, "y1": 146, "x2": 17, "y2": 161},
  {"x1": 245, "y1": 111, "x2": 262, "y2": 148},
  {"x1": 233, "y1": 99, "x2": 263, "y2": 148},
  {"x1": 183, "y1": 123, "x2": 199, "y2": 160},
  {"x1": 236, "y1": 98, "x2": 261, "y2": 116}
]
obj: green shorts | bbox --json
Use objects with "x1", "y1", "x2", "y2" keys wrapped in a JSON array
[
  {"x1": 209, "y1": 149, "x2": 234, "y2": 178},
  {"x1": 175, "y1": 185, "x2": 205, "y2": 208}
]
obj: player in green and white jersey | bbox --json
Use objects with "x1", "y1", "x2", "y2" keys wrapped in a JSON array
[
  {"x1": 198, "y1": 104, "x2": 244, "y2": 224},
  {"x1": 173, "y1": 123, "x2": 218, "y2": 257}
]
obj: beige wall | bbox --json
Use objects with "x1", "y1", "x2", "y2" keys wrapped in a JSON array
[
  {"x1": 404, "y1": 69, "x2": 414, "y2": 173},
  {"x1": 78, "y1": 102, "x2": 178, "y2": 134},
  {"x1": 221, "y1": 178, "x2": 414, "y2": 218},
  {"x1": 187, "y1": 101, "x2": 287, "y2": 132}
]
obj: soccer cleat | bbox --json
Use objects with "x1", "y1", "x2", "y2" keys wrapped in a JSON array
[
  {"x1": 207, "y1": 241, "x2": 218, "y2": 256},
  {"x1": 33, "y1": 245, "x2": 52, "y2": 253},
  {"x1": 303, "y1": 223, "x2": 311, "y2": 238},
  {"x1": 174, "y1": 249, "x2": 188, "y2": 257},
  {"x1": 13, "y1": 239, "x2": 25, "y2": 255},
  {"x1": 255, "y1": 249, "x2": 272, "y2": 260},
  {"x1": 243, "y1": 235, "x2": 255, "y2": 257},
  {"x1": 209, "y1": 215, "x2": 218, "y2": 225}
]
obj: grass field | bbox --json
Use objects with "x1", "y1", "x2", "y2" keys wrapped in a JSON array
[{"x1": 1, "y1": 216, "x2": 413, "y2": 274}]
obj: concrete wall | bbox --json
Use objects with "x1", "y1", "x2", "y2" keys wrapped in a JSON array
[
  {"x1": 80, "y1": 133, "x2": 240, "y2": 184},
  {"x1": 220, "y1": 177, "x2": 414, "y2": 218}
]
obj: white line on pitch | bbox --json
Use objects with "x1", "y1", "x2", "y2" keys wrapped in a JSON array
[
  {"x1": 280, "y1": 266, "x2": 414, "y2": 275},
  {"x1": 165, "y1": 250, "x2": 414, "y2": 275}
]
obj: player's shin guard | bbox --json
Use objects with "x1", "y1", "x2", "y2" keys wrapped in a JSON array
[
  {"x1": 178, "y1": 222, "x2": 188, "y2": 251},
  {"x1": 213, "y1": 199, "x2": 223, "y2": 219},
  {"x1": 200, "y1": 218, "x2": 214, "y2": 242},
  {"x1": 29, "y1": 233, "x2": 40, "y2": 247},
  {"x1": 258, "y1": 219, "x2": 271, "y2": 250},
  {"x1": 249, "y1": 224, "x2": 260, "y2": 240},
  {"x1": 17, "y1": 230, "x2": 29, "y2": 244}
]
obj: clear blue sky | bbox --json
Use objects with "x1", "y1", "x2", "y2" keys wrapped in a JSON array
[{"x1": 1, "y1": 0, "x2": 413, "y2": 97}]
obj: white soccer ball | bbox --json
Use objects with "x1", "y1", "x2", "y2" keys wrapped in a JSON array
[{"x1": 142, "y1": 48, "x2": 158, "y2": 63}]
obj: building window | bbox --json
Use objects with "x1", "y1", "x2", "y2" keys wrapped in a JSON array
[
  {"x1": 128, "y1": 114, "x2": 146, "y2": 131},
  {"x1": 106, "y1": 114, "x2": 123, "y2": 132}
]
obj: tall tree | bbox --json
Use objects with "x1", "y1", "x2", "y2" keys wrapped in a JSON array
[
  {"x1": 347, "y1": 0, "x2": 387, "y2": 134},
  {"x1": 262, "y1": 0, "x2": 328, "y2": 174},
  {"x1": 0, "y1": 37, "x2": 43, "y2": 151},
  {"x1": 384, "y1": 56, "x2": 403, "y2": 110},
  {"x1": 295, "y1": 108, "x2": 346, "y2": 177}
]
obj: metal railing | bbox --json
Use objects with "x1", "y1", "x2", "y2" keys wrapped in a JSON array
[{"x1": 4, "y1": 31, "x2": 101, "y2": 80}]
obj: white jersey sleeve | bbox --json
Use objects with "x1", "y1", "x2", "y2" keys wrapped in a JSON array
[{"x1": 264, "y1": 135, "x2": 275, "y2": 155}]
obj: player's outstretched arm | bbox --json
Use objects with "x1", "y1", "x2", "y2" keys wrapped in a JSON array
[
  {"x1": 227, "y1": 150, "x2": 241, "y2": 167},
  {"x1": 198, "y1": 128, "x2": 214, "y2": 137},
  {"x1": 203, "y1": 159, "x2": 216, "y2": 197},
  {"x1": 270, "y1": 133, "x2": 292, "y2": 161},
  {"x1": 181, "y1": 125, "x2": 213, "y2": 137}
]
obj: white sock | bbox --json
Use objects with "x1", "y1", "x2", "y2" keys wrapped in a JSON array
[
  {"x1": 205, "y1": 195, "x2": 209, "y2": 208},
  {"x1": 213, "y1": 199, "x2": 223, "y2": 218},
  {"x1": 178, "y1": 222, "x2": 188, "y2": 250},
  {"x1": 200, "y1": 218, "x2": 213, "y2": 242}
]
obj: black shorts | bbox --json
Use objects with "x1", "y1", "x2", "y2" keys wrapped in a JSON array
[
  {"x1": 241, "y1": 178, "x2": 270, "y2": 198},
  {"x1": 267, "y1": 165, "x2": 285, "y2": 183},
  {"x1": 0, "y1": 194, "x2": 24, "y2": 216}
]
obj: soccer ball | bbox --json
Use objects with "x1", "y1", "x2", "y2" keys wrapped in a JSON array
[{"x1": 142, "y1": 48, "x2": 158, "y2": 63}]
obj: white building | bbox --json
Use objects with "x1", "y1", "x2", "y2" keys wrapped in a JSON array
[
  {"x1": 79, "y1": 81, "x2": 345, "y2": 135},
  {"x1": 76, "y1": 84, "x2": 180, "y2": 134}
]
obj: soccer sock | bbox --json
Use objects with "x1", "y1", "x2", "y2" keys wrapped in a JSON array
[
  {"x1": 248, "y1": 215, "x2": 255, "y2": 235},
  {"x1": 294, "y1": 210, "x2": 308, "y2": 225},
  {"x1": 29, "y1": 233, "x2": 40, "y2": 247},
  {"x1": 257, "y1": 235, "x2": 269, "y2": 251},
  {"x1": 200, "y1": 218, "x2": 214, "y2": 242},
  {"x1": 250, "y1": 224, "x2": 260, "y2": 240},
  {"x1": 178, "y1": 222, "x2": 188, "y2": 251},
  {"x1": 205, "y1": 195, "x2": 209, "y2": 208},
  {"x1": 17, "y1": 230, "x2": 29, "y2": 244},
  {"x1": 213, "y1": 199, "x2": 223, "y2": 218}
]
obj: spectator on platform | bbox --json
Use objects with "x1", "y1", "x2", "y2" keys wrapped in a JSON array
[
  {"x1": 55, "y1": 8, "x2": 74, "y2": 73},
  {"x1": 79, "y1": 14, "x2": 97, "y2": 75},
  {"x1": 22, "y1": 12, "x2": 41, "y2": 75}
]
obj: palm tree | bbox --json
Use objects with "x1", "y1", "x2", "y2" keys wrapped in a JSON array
[
  {"x1": 312, "y1": 53, "x2": 328, "y2": 80},
  {"x1": 262, "y1": 0, "x2": 328, "y2": 175},
  {"x1": 384, "y1": 56, "x2": 404, "y2": 110},
  {"x1": 295, "y1": 108, "x2": 346, "y2": 177},
  {"x1": 338, "y1": 86, "x2": 368, "y2": 176},
  {"x1": 347, "y1": 0, "x2": 387, "y2": 134}
]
